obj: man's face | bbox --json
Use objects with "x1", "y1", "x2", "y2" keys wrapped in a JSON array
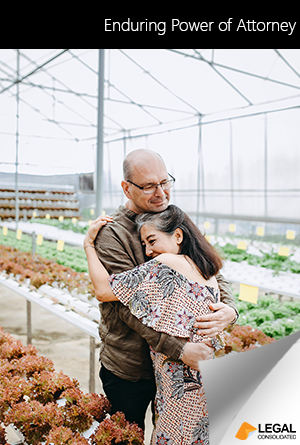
[{"x1": 122, "y1": 158, "x2": 171, "y2": 214}]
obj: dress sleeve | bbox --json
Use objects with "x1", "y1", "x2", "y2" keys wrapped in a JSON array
[
  {"x1": 108, "y1": 260, "x2": 224, "y2": 344},
  {"x1": 108, "y1": 260, "x2": 159, "y2": 325}
]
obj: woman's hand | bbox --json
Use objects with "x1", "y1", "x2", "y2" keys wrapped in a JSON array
[{"x1": 84, "y1": 215, "x2": 113, "y2": 248}]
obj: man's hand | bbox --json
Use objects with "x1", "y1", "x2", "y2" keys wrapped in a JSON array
[
  {"x1": 181, "y1": 342, "x2": 214, "y2": 371},
  {"x1": 194, "y1": 303, "x2": 236, "y2": 336}
]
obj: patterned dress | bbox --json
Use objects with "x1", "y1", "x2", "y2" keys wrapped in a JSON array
[{"x1": 108, "y1": 258, "x2": 224, "y2": 445}]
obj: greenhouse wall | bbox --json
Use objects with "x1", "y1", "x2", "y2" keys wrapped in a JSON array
[{"x1": 99, "y1": 107, "x2": 300, "y2": 224}]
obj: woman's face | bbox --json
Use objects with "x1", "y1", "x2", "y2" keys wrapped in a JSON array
[{"x1": 140, "y1": 223, "x2": 182, "y2": 258}]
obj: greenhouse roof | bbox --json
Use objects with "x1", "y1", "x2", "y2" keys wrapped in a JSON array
[
  {"x1": 1, "y1": 49, "x2": 300, "y2": 221},
  {"x1": 0, "y1": 49, "x2": 300, "y2": 173}
]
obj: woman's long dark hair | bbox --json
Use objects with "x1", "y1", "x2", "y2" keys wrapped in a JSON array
[{"x1": 135, "y1": 205, "x2": 223, "y2": 280}]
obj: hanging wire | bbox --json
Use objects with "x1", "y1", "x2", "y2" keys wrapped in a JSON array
[
  {"x1": 0, "y1": 57, "x2": 92, "y2": 139},
  {"x1": 0, "y1": 79, "x2": 80, "y2": 142},
  {"x1": 106, "y1": 97, "x2": 195, "y2": 115},
  {"x1": 17, "y1": 50, "x2": 98, "y2": 113},
  {"x1": 0, "y1": 50, "x2": 70, "y2": 95},
  {"x1": 0, "y1": 49, "x2": 300, "y2": 156},
  {"x1": 68, "y1": 49, "x2": 98, "y2": 75},
  {"x1": 107, "y1": 81, "x2": 163, "y2": 125},
  {"x1": 102, "y1": 102, "x2": 300, "y2": 144},
  {"x1": 0, "y1": 53, "x2": 117, "y2": 138},
  {"x1": 193, "y1": 49, "x2": 253, "y2": 105},
  {"x1": 274, "y1": 49, "x2": 300, "y2": 80},
  {"x1": 118, "y1": 49, "x2": 202, "y2": 115},
  {"x1": 18, "y1": 50, "x2": 161, "y2": 132},
  {"x1": 66, "y1": 50, "x2": 180, "y2": 126},
  {"x1": 167, "y1": 49, "x2": 300, "y2": 91}
]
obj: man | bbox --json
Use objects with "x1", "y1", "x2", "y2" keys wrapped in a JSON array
[{"x1": 94, "y1": 149, "x2": 238, "y2": 430}]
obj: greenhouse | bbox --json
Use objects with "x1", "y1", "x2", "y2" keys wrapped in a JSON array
[{"x1": 0, "y1": 49, "x2": 300, "y2": 445}]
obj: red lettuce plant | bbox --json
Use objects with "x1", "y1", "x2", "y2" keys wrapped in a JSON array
[
  {"x1": 0, "y1": 425, "x2": 9, "y2": 445},
  {"x1": 44, "y1": 426, "x2": 90, "y2": 445},
  {"x1": 0, "y1": 338, "x2": 37, "y2": 362},
  {"x1": 0, "y1": 359, "x2": 16, "y2": 381},
  {"x1": 12, "y1": 353, "x2": 55, "y2": 378},
  {"x1": 0, "y1": 375, "x2": 31, "y2": 420},
  {"x1": 0, "y1": 326, "x2": 144, "y2": 444},
  {"x1": 3, "y1": 400, "x2": 64, "y2": 445},
  {"x1": 81, "y1": 392, "x2": 112, "y2": 423},
  {"x1": 0, "y1": 244, "x2": 95, "y2": 297},
  {"x1": 90, "y1": 412, "x2": 144, "y2": 445},
  {"x1": 216, "y1": 324, "x2": 275, "y2": 357},
  {"x1": 60, "y1": 387, "x2": 94, "y2": 433},
  {"x1": 29, "y1": 370, "x2": 80, "y2": 404}
]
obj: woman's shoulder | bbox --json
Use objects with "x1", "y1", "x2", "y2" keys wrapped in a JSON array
[{"x1": 154, "y1": 253, "x2": 183, "y2": 269}]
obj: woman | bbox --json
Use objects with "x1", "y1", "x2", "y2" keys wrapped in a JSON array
[{"x1": 84, "y1": 205, "x2": 225, "y2": 445}]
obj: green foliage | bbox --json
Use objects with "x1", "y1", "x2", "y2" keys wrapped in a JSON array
[
  {"x1": 282, "y1": 300, "x2": 300, "y2": 315},
  {"x1": 30, "y1": 218, "x2": 89, "y2": 235},
  {"x1": 234, "y1": 293, "x2": 300, "y2": 339},
  {"x1": 0, "y1": 229, "x2": 88, "y2": 273},
  {"x1": 246, "y1": 308, "x2": 275, "y2": 325},
  {"x1": 217, "y1": 242, "x2": 300, "y2": 274},
  {"x1": 258, "y1": 321, "x2": 287, "y2": 340}
]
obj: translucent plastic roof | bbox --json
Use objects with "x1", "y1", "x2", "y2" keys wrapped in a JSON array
[
  {"x1": 1, "y1": 49, "x2": 300, "y2": 151},
  {"x1": 1, "y1": 49, "x2": 300, "y2": 221}
]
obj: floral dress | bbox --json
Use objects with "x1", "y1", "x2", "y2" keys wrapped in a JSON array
[{"x1": 108, "y1": 258, "x2": 224, "y2": 445}]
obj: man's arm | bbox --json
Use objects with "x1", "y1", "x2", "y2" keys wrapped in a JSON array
[
  {"x1": 216, "y1": 272, "x2": 237, "y2": 311},
  {"x1": 114, "y1": 303, "x2": 214, "y2": 370},
  {"x1": 94, "y1": 221, "x2": 214, "y2": 368},
  {"x1": 194, "y1": 272, "x2": 239, "y2": 336}
]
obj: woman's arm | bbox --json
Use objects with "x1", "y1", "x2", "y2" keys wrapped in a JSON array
[{"x1": 84, "y1": 215, "x2": 118, "y2": 302}]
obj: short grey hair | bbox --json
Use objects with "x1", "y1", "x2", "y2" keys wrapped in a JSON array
[{"x1": 123, "y1": 157, "x2": 132, "y2": 181}]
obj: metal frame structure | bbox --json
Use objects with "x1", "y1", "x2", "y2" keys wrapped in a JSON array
[{"x1": 0, "y1": 49, "x2": 300, "y2": 225}]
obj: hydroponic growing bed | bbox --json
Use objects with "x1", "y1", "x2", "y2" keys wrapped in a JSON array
[{"x1": 0, "y1": 327, "x2": 144, "y2": 445}]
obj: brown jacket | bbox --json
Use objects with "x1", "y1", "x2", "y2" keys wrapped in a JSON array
[{"x1": 94, "y1": 205, "x2": 237, "y2": 381}]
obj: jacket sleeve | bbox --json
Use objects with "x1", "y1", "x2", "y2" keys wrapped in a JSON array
[
  {"x1": 114, "y1": 304, "x2": 187, "y2": 360},
  {"x1": 94, "y1": 223, "x2": 139, "y2": 274},
  {"x1": 93, "y1": 223, "x2": 186, "y2": 360},
  {"x1": 216, "y1": 272, "x2": 239, "y2": 322}
]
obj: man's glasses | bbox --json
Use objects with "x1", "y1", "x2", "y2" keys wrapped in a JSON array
[{"x1": 127, "y1": 173, "x2": 175, "y2": 195}]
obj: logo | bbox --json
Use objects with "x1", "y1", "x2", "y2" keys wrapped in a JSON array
[
  {"x1": 235, "y1": 423, "x2": 297, "y2": 441},
  {"x1": 235, "y1": 422, "x2": 257, "y2": 440}
]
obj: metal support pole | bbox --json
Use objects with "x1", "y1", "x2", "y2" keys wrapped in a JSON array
[
  {"x1": 89, "y1": 336, "x2": 95, "y2": 393},
  {"x1": 264, "y1": 113, "x2": 268, "y2": 218},
  {"x1": 107, "y1": 143, "x2": 113, "y2": 209},
  {"x1": 32, "y1": 231, "x2": 36, "y2": 256},
  {"x1": 95, "y1": 49, "x2": 105, "y2": 218},
  {"x1": 215, "y1": 218, "x2": 219, "y2": 235},
  {"x1": 27, "y1": 300, "x2": 32, "y2": 345},
  {"x1": 229, "y1": 120, "x2": 234, "y2": 215},
  {"x1": 15, "y1": 49, "x2": 20, "y2": 228},
  {"x1": 196, "y1": 116, "x2": 203, "y2": 225},
  {"x1": 123, "y1": 131, "x2": 127, "y2": 158}
]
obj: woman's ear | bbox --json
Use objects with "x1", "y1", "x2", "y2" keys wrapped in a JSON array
[{"x1": 174, "y1": 228, "x2": 183, "y2": 245}]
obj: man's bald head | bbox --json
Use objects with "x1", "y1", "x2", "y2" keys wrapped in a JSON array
[
  {"x1": 121, "y1": 148, "x2": 171, "y2": 213},
  {"x1": 123, "y1": 149, "x2": 165, "y2": 182}
]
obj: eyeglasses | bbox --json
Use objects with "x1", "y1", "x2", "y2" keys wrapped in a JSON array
[{"x1": 127, "y1": 173, "x2": 175, "y2": 194}]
